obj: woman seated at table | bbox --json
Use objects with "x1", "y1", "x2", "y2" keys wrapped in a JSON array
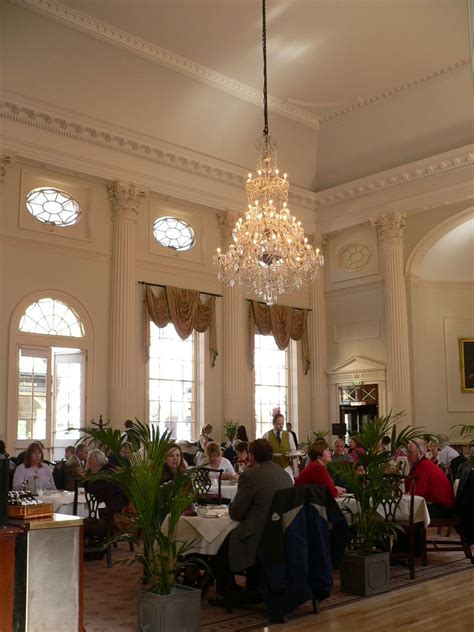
[
  {"x1": 295, "y1": 440, "x2": 345, "y2": 497},
  {"x1": 202, "y1": 441, "x2": 237, "y2": 480},
  {"x1": 13, "y1": 442, "x2": 57, "y2": 492},
  {"x1": 348, "y1": 436, "x2": 365, "y2": 462},
  {"x1": 234, "y1": 441, "x2": 250, "y2": 473},
  {"x1": 161, "y1": 444, "x2": 187, "y2": 483}
]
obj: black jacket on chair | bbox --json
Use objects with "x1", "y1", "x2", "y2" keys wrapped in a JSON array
[
  {"x1": 257, "y1": 484, "x2": 338, "y2": 620},
  {"x1": 455, "y1": 466, "x2": 474, "y2": 545}
]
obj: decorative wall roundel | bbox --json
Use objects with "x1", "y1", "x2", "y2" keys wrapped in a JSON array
[
  {"x1": 338, "y1": 242, "x2": 373, "y2": 271},
  {"x1": 153, "y1": 216, "x2": 195, "y2": 251},
  {"x1": 26, "y1": 187, "x2": 81, "y2": 226}
]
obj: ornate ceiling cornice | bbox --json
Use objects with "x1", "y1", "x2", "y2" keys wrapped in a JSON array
[
  {"x1": 320, "y1": 60, "x2": 469, "y2": 123},
  {"x1": 0, "y1": 92, "x2": 317, "y2": 212},
  {"x1": 315, "y1": 147, "x2": 474, "y2": 209},
  {"x1": 9, "y1": 0, "x2": 320, "y2": 130}
]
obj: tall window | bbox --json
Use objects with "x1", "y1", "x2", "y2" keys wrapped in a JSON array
[
  {"x1": 14, "y1": 297, "x2": 87, "y2": 458},
  {"x1": 254, "y1": 334, "x2": 290, "y2": 438},
  {"x1": 148, "y1": 322, "x2": 201, "y2": 441}
]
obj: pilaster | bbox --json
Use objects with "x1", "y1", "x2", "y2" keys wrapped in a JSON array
[
  {"x1": 309, "y1": 235, "x2": 329, "y2": 431},
  {"x1": 371, "y1": 211, "x2": 412, "y2": 422},
  {"x1": 107, "y1": 181, "x2": 145, "y2": 427}
]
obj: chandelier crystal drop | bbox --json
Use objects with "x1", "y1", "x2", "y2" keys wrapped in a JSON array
[{"x1": 214, "y1": 0, "x2": 324, "y2": 305}]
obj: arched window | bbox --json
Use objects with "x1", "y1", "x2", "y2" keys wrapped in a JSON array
[
  {"x1": 19, "y1": 298, "x2": 84, "y2": 337},
  {"x1": 10, "y1": 293, "x2": 91, "y2": 459}
]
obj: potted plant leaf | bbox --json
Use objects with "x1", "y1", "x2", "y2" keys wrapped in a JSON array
[
  {"x1": 329, "y1": 412, "x2": 426, "y2": 596},
  {"x1": 80, "y1": 420, "x2": 203, "y2": 632}
]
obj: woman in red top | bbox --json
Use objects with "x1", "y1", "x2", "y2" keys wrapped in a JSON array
[{"x1": 295, "y1": 440, "x2": 345, "y2": 498}]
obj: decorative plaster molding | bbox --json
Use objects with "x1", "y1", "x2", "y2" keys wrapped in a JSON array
[
  {"x1": 0, "y1": 153, "x2": 17, "y2": 184},
  {"x1": 315, "y1": 147, "x2": 474, "y2": 209},
  {"x1": 9, "y1": 0, "x2": 319, "y2": 131},
  {"x1": 325, "y1": 280, "x2": 384, "y2": 298},
  {"x1": 0, "y1": 94, "x2": 317, "y2": 212},
  {"x1": 371, "y1": 211, "x2": 407, "y2": 241},
  {"x1": 0, "y1": 233, "x2": 111, "y2": 263},
  {"x1": 408, "y1": 276, "x2": 474, "y2": 290},
  {"x1": 136, "y1": 257, "x2": 218, "y2": 286},
  {"x1": 337, "y1": 242, "x2": 373, "y2": 272},
  {"x1": 333, "y1": 320, "x2": 380, "y2": 344},
  {"x1": 320, "y1": 60, "x2": 469, "y2": 123},
  {"x1": 107, "y1": 181, "x2": 146, "y2": 222},
  {"x1": 216, "y1": 211, "x2": 240, "y2": 246}
]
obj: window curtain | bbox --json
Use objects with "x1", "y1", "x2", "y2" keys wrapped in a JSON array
[
  {"x1": 249, "y1": 300, "x2": 310, "y2": 375},
  {"x1": 144, "y1": 285, "x2": 218, "y2": 367}
]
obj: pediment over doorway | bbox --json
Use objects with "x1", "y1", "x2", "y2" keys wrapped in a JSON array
[{"x1": 327, "y1": 355, "x2": 386, "y2": 376}]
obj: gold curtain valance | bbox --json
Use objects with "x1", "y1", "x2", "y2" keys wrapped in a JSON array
[
  {"x1": 145, "y1": 285, "x2": 218, "y2": 367},
  {"x1": 249, "y1": 300, "x2": 310, "y2": 375}
]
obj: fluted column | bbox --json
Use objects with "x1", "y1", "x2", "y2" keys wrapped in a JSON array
[
  {"x1": 309, "y1": 236, "x2": 329, "y2": 431},
  {"x1": 371, "y1": 212, "x2": 412, "y2": 422},
  {"x1": 107, "y1": 182, "x2": 145, "y2": 427},
  {"x1": 217, "y1": 212, "x2": 248, "y2": 424}
]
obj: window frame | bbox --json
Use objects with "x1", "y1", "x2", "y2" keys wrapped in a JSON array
[
  {"x1": 252, "y1": 333, "x2": 298, "y2": 438},
  {"x1": 7, "y1": 291, "x2": 93, "y2": 460},
  {"x1": 147, "y1": 321, "x2": 204, "y2": 441}
]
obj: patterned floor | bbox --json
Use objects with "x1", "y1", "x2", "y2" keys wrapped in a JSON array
[{"x1": 83, "y1": 534, "x2": 473, "y2": 632}]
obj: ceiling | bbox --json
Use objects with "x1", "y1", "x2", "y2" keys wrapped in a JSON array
[{"x1": 59, "y1": 0, "x2": 470, "y2": 114}]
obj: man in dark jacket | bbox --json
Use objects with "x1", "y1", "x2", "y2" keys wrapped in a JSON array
[{"x1": 210, "y1": 439, "x2": 292, "y2": 607}]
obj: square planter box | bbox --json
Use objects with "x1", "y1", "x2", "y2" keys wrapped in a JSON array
[
  {"x1": 138, "y1": 584, "x2": 201, "y2": 632},
  {"x1": 340, "y1": 551, "x2": 390, "y2": 596}
]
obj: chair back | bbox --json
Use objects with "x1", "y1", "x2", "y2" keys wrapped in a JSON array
[
  {"x1": 85, "y1": 488, "x2": 101, "y2": 520},
  {"x1": 380, "y1": 473, "x2": 405, "y2": 522},
  {"x1": 191, "y1": 467, "x2": 223, "y2": 503}
]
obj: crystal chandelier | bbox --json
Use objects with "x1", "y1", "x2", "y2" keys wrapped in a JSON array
[{"x1": 214, "y1": 0, "x2": 324, "y2": 305}]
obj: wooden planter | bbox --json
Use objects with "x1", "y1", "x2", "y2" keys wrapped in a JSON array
[
  {"x1": 8, "y1": 503, "x2": 53, "y2": 520},
  {"x1": 340, "y1": 550, "x2": 390, "y2": 596}
]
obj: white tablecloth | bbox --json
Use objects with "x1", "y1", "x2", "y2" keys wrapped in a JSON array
[
  {"x1": 41, "y1": 491, "x2": 89, "y2": 518},
  {"x1": 211, "y1": 482, "x2": 238, "y2": 501},
  {"x1": 337, "y1": 494, "x2": 430, "y2": 527},
  {"x1": 164, "y1": 511, "x2": 238, "y2": 555}
]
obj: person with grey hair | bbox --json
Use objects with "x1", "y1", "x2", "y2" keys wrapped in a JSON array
[
  {"x1": 85, "y1": 449, "x2": 108, "y2": 474},
  {"x1": 437, "y1": 434, "x2": 460, "y2": 468},
  {"x1": 405, "y1": 440, "x2": 455, "y2": 519}
]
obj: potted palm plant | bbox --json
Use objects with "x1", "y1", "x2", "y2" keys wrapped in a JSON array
[
  {"x1": 80, "y1": 420, "x2": 202, "y2": 632},
  {"x1": 330, "y1": 412, "x2": 425, "y2": 596}
]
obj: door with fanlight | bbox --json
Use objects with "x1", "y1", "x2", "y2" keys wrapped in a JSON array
[{"x1": 17, "y1": 347, "x2": 85, "y2": 460}]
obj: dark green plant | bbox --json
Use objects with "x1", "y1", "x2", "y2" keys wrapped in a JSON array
[
  {"x1": 330, "y1": 411, "x2": 427, "y2": 556},
  {"x1": 80, "y1": 420, "x2": 201, "y2": 595}
]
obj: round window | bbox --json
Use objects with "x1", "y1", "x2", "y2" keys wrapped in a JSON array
[
  {"x1": 153, "y1": 216, "x2": 195, "y2": 251},
  {"x1": 26, "y1": 187, "x2": 81, "y2": 227}
]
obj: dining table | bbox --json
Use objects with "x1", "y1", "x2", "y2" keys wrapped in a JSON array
[
  {"x1": 37, "y1": 490, "x2": 90, "y2": 518},
  {"x1": 163, "y1": 506, "x2": 238, "y2": 555},
  {"x1": 336, "y1": 493, "x2": 431, "y2": 527},
  {"x1": 211, "y1": 481, "x2": 239, "y2": 502}
]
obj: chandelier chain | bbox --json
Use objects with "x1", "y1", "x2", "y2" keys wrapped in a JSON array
[{"x1": 262, "y1": 0, "x2": 269, "y2": 137}]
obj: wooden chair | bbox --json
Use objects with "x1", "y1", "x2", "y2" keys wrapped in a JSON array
[
  {"x1": 83, "y1": 489, "x2": 113, "y2": 568},
  {"x1": 191, "y1": 467, "x2": 223, "y2": 504},
  {"x1": 380, "y1": 474, "x2": 420, "y2": 579},
  {"x1": 421, "y1": 468, "x2": 474, "y2": 565}
]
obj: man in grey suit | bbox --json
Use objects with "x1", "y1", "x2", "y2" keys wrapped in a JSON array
[{"x1": 210, "y1": 439, "x2": 293, "y2": 607}]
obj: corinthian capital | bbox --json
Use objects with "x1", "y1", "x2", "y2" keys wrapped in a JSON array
[
  {"x1": 216, "y1": 211, "x2": 239, "y2": 246},
  {"x1": 370, "y1": 211, "x2": 407, "y2": 241},
  {"x1": 1, "y1": 154, "x2": 17, "y2": 185},
  {"x1": 107, "y1": 181, "x2": 146, "y2": 222},
  {"x1": 306, "y1": 232, "x2": 328, "y2": 252}
]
